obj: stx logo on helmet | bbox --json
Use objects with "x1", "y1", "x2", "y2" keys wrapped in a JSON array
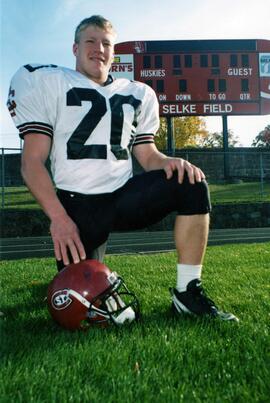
[{"x1": 51, "y1": 289, "x2": 73, "y2": 310}]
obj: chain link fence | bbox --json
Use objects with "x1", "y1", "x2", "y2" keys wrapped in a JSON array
[{"x1": 1, "y1": 147, "x2": 270, "y2": 208}]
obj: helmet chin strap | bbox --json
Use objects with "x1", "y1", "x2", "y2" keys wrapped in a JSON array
[
  {"x1": 106, "y1": 293, "x2": 136, "y2": 324},
  {"x1": 112, "y1": 306, "x2": 136, "y2": 325}
]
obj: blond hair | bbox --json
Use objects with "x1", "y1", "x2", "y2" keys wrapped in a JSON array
[{"x1": 74, "y1": 15, "x2": 116, "y2": 43}]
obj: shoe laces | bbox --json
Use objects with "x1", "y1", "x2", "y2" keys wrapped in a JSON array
[{"x1": 190, "y1": 280, "x2": 217, "y2": 310}]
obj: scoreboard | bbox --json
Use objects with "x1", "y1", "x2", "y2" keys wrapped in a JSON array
[{"x1": 111, "y1": 39, "x2": 270, "y2": 117}]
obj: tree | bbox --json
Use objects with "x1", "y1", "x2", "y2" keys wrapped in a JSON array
[
  {"x1": 198, "y1": 129, "x2": 240, "y2": 148},
  {"x1": 155, "y1": 116, "x2": 208, "y2": 150},
  {"x1": 252, "y1": 125, "x2": 270, "y2": 148}
]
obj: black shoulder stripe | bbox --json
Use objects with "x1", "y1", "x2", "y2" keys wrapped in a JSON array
[
  {"x1": 17, "y1": 122, "x2": 53, "y2": 139},
  {"x1": 24, "y1": 64, "x2": 58, "y2": 73},
  {"x1": 17, "y1": 121, "x2": 53, "y2": 130}
]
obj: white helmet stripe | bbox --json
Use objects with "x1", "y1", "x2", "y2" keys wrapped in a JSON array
[
  {"x1": 68, "y1": 289, "x2": 90, "y2": 308},
  {"x1": 68, "y1": 289, "x2": 110, "y2": 318}
]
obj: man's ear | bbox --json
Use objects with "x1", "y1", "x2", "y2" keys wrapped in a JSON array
[{"x1": 73, "y1": 43, "x2": 78, "y2": 56}]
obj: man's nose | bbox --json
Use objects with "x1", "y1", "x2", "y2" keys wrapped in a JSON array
[{"x1": 94, "y1": 41, "x2": 104, "y2": 53}]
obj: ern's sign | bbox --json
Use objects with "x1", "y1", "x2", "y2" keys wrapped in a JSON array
[{"x1": 110, "y1": 54, "x2": 134, "y2": 80}]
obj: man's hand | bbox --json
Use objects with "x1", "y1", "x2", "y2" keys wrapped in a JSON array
[
  {"x1": 163, "y1": 157, "x2": 205, "y2": 184},
  {"x1": 50, "y1": 214, "x2": 86, "y2": 266},
  {"x1": 133, "y1": 143, "x2": 205, "y2": 184}
]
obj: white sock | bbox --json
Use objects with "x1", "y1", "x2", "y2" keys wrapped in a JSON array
[{"x1": 176, "y1": 264, "x2": 202, "y2": 292}]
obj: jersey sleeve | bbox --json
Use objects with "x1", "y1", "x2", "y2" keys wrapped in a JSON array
[
  {"x1": 133, "y1": 85, "x2": 160, "y2": 146},
  {"x1": 7, "y1": 64, "x2": 56, "y2": 139}
]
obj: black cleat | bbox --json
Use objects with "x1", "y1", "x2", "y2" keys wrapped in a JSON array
[{"x1": 170, "y1": 279, "x2": 239, "y2": 322}]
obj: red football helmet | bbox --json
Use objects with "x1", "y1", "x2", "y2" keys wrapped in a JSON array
[{"x1": 47, "y1": 259, "x2": 140, "y2": 330}]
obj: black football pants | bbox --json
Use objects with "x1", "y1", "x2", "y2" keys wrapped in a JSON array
[{"x1": 56, "y1": 169, "x2": 211, "y2": 271}]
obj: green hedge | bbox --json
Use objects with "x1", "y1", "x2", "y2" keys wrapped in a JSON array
[
  {"x1": 1, "y1": 203, "x2": 270, "y2": 238},
  {"x1": 1, "y1": 209, "x2": 50, "y2": 237}
]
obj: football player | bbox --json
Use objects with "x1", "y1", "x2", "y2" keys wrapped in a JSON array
[{"x1": 7, "y1": 15, "x2": 238, "y2": 322}]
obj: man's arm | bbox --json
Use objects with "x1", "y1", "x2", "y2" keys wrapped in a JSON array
[
  {"x1": 21, "y1": 134, "x2": 86, "y2": 265},
  {"x1": 132, "y1": 143, "x2": 205, "y2": 184}
]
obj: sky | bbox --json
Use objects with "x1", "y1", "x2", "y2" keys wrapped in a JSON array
[{"x1": 1, "y1": 0, "x2": 270, "y2": 149}]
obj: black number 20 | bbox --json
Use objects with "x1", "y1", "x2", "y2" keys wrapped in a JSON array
[{"x1": 66, "y1": 88, "x2": 141, "y2": 160}]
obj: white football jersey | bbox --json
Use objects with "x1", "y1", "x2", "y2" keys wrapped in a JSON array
[{"x1": 7, "y1": 64, "x2": 160, "y2": 194}]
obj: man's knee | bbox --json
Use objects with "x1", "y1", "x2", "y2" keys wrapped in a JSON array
[{"x1": 176, "y1": 175, "x2": 211, "y2": 215}]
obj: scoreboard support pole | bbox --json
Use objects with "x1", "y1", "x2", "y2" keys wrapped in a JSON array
[
  {"x1": 222, "y1": 115, "x2": 230, "y2": 180},
  {"x1": 166, "y1": 116, "x2": 175, "y2": 156}
]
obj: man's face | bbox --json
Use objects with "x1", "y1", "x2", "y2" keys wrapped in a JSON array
[{"x1": 73, "y1": 25, "x2": 115, "y2": 84}]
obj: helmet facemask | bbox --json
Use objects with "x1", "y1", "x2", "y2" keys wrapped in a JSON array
[{"x1": 88, "y1": 272, "x2": 140, "y2": 325}]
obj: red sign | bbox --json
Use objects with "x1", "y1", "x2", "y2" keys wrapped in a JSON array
[{"x1": 112, "y1": 39, "x2": 270, "y2": 116}]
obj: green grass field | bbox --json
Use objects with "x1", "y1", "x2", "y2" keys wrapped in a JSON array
[
  {"x1": 1, "y1": 243, "x2": 269, "y2": 402},
  {"x1": 209, "y1": 181, "x2": 270, "y2": 204},
  {"x1": 1, "y1": 181, "x2": 270, "y2": 209}
]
